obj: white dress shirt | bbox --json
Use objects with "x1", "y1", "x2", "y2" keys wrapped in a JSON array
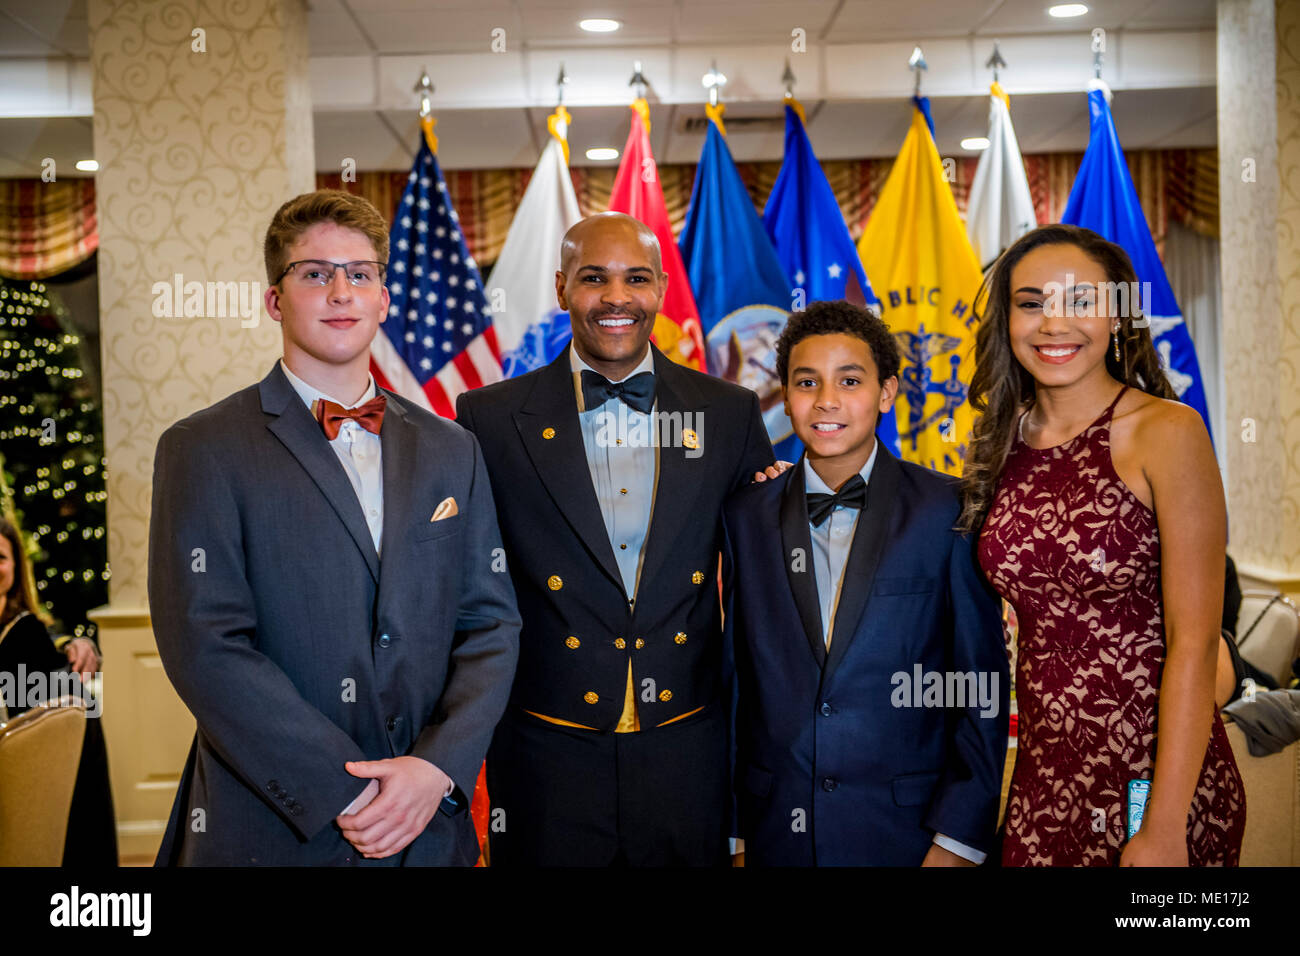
[
  {"x1": 280, "y1": 360, "x2": 384, "y2": 556},
  {"x1": 804, "y1": 445, "x2": 985, "y2": 866},
  {"x1": 569, "y1": 344, "x2": 657, "y2": 603}
]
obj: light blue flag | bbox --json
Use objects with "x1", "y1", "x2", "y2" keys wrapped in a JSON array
[
  {"x1": 764, "y1": 100, "x2": 899, "y2": 457},
  {"x1": 1062, "y1": 88, "x2": 1213, "y2": 440},
  {"x1": 679, "y1": 116, "x2": 798, "y2": 457}
]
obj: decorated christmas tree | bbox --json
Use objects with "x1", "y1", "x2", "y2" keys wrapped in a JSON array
[{"x1": 0, "y1": 276, "x2": 108, "y2": 640}]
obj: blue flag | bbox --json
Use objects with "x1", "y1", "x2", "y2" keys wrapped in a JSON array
[
  {"x1": 763, "y1": 100, "x2": 898, "y2": 457},
  {"x1": 1062, "y1": 88, "x2": 1213, "y2": 440},
  {"x1": 679, "y1": 115, "x2": 797, "y2": 457}
]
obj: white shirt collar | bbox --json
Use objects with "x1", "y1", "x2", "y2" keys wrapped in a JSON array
[
  {"x1": 568, "y1": 342, "x2": 655, "y2": 383},
  {"x1": 280, "y1": 359, "x2": 376, "y2": 411},
  {"x1": 804, "y1": 439, "x2": 880, "y2": 497}
]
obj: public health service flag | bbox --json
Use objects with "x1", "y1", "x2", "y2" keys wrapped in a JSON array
[
  {"x1": 678, "y1": 105, "x2": 799, "y2": 457},
  {"x1": 487, "y1": 106, "x2": 583, "y2": 377},
  {"x1": 764, "y1": 98, "x2": 898, "y2": 456},
  {"x1": 966, "y1": 82, "x2": 1037, "y2": 270},
  {"x1": 609, "y1": 99, "x2": 706, "y2": 371},
  {"x1": 371, "y1": 117, "x2": 501, "y2": 418},
  {"x1": 857, "y1": 97, "x2": 983, "y2": 476},
  {"x1": 1062, "y1": 87, "x2": 1213, "y2": 439}
]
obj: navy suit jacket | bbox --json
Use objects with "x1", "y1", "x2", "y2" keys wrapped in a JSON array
[
  {"x1": 148, "y1": 362, "x2": 520, "y2": 865},
  {"x1": 722, "y1": 445, "x2": 1008, "y2": 866}
]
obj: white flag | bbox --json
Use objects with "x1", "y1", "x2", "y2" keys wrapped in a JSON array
[
  {"x1": 965, "y1": 83, "x2": 1037, "y2": 270},
  {"x1": 487, "y1": 107, "x2": 583, "y2": 375}
]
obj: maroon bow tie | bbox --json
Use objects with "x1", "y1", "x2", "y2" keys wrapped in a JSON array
[{"x1": 313, "y1": 394, "x2": 386, "y2": 441}]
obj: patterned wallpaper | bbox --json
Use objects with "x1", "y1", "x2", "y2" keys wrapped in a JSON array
[
  {"x1": 89, "y1": 0, "x2": 313, "y2": 608},
  {"x1": 1218, "y1": 0, "x2": 1300, "y2": 582},
  {"x1": 1275, "y1": 0, "x2": 1300, "y2": 578}
]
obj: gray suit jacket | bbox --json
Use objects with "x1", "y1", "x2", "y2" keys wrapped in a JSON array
[{"x1": 148, "y1": 362, "x2": 520, "y2": 865}]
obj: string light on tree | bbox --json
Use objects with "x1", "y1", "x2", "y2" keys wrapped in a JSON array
[{"x1": 0, "y1": 275, "x2": 107, "y2": 641}]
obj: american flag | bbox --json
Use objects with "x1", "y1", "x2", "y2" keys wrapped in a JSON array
[{"x1": 370, "y1": 132, "x2": 502, "y2": 417}]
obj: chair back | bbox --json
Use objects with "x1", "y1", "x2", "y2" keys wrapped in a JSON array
[
  {"x1": 0, "y1": 696, "x2": 87, "y2": 865},
  {"x1": 1236, "y1": 589, "x2": 1300, "y2": 687}
]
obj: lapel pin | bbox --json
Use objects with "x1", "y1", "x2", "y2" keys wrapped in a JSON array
[
  {"x1": 682, "y1": 429, "x2": 698, "y2": 450},
  {"x1": 543, "y1": 427, "x2": 556, "y2": 440}
]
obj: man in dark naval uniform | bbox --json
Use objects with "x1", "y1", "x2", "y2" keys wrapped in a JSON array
[{"x1": 457, "y1": 212, "x2": 775, "y2": 865}]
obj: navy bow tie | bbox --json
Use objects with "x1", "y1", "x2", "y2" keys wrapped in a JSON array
[
  {"x1": 580, "y1": 370, "x2": 655, "y2": 414},
  {"x1": 806, "y1": 473, "x2": 867, "y2": 527}
]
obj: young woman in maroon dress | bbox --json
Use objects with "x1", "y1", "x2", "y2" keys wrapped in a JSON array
[{"x1": 960, "y1": 224, "x2": 1245, "y2": 867}]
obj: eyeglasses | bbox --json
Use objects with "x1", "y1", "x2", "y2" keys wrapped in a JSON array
[{"x1": 276, "y1": 259, "x2": 386, "y2": 288}]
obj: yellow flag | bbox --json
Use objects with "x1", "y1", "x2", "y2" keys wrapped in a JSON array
[{"x1": 857, "y1": 105, "x2": 983, "y2": 476}]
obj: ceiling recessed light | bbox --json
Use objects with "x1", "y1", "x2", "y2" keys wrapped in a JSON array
[
  {"x1": 960, "y1": 137, "x2": 990, "y2": 151},
  {"x1": 586, "y1": 147, "x2": 620, "y2": 161},
  {"x1": 1048, "y1": 3, "x2": 1089, "y2": 17},
  {"x1": 75, "y1": 159, "x2": 99, "y2": 171},
  {"x1": 579, "y1": 18, "x2": 621, "y2": 33}
]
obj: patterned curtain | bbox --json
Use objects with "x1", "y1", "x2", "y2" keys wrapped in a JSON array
[
  {"x1": 318, "y1": 147, "x2": 1217, "y2": 272},
  {"x1": 0, "y1": 179, "x2": 98, "y2": 280},
  {"x1": 0, "y1": 148, "x2": 1215, "y2": 282}
]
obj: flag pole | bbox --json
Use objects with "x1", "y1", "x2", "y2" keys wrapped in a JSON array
[
  {"x1": 908, "y1": 45, "x2": 927, "y2": 96},
  {"x1": 985, "y1": 41, "x2": 1006, "y2": 83},
  {"x1": 629, "y1": 60, "x2": 648, "y2": 101},
  {"x1": 704, "y1": 59, "x2": 726, "y2": 108},
  {"x1": 413, "y1": 68, "x2": 437, "y2": 153},
  {"x1": 703, "y1": 59, "x2": 727, "y2": 134},
  {"x1": 549, "y1": 64, "x2": 572, "y2": 164}
]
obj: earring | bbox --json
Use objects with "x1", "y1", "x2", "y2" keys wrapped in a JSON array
[{"x1": 1112, "y1": 326, "x2": 1121, "y2": 362}]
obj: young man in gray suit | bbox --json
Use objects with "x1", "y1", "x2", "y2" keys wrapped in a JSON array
[{"x1": 148, "y1": 190, "x2": 519, "y2": 866}]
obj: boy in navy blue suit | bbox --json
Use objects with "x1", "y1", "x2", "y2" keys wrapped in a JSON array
[{"x1": 723, "y1": 301, "x2": 1008, "y2": 866}]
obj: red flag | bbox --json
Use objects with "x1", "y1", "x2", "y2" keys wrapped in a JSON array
[{"x1": 608, "y1": 100, "x2": 707, "y2": 372}]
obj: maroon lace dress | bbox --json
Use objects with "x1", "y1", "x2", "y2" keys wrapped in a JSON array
[{"x1": 978, "y1": 386, "x2": 1245, "y2": 866}]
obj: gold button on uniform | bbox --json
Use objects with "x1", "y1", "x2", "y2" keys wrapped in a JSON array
[
  {"x1": 691, "y1": 570, "x2": 705, "y2": 585},
  {"x1": 547, "y1": 575, "x2": 563, "y2": 591},
  {"x1": 565, "y1": 636, "x2": 580, "y2": 649},
  {"x1": 674, "y1": 632, "x2": 687, "y2": 644},
  {"x1": 619, "y1": 488, "x2": 628, "y2": 495},
  {"x1": 543, "y1": 427, "x2": 556, "y2": 439},
  {"x1": 614, "y1": 638, "x2": 626, "y2": 649},
  {"x1": 584, "y1": 692, "x2": 599, "y2": 704},
  {"x1": 635, "y1": 638, "x2": 645, "y2": 649},
  {"x1": 659, "y1": 689, "x2": 672, "y2": 702},
  {"x1": 619, "y1": 543, "x2": 627, "y2": 550}
]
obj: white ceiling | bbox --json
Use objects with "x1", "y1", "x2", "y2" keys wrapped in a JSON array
[
  {"x1": 0, "y1": 0, "x2": 1222, "y2": 176},
  {"x1": 0, "y1": 0, "x2": 1221, "y2": 58}
]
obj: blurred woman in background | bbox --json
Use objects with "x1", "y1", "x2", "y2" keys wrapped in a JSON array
[{"x1": 0, "y1": 516, "x2": 117, "y2": 865}]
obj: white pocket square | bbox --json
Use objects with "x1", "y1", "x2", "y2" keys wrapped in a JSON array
[{"x1": 431, "y1": 497, "x2": 458, "y2": 522}]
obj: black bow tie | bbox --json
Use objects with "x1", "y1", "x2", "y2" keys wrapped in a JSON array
[
  {"x1": 580, "y1": 370, "x2": 655, "y2": 414},
  {"x1": 806, "y1": 473, "x2": 867, "y2": 527}
]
